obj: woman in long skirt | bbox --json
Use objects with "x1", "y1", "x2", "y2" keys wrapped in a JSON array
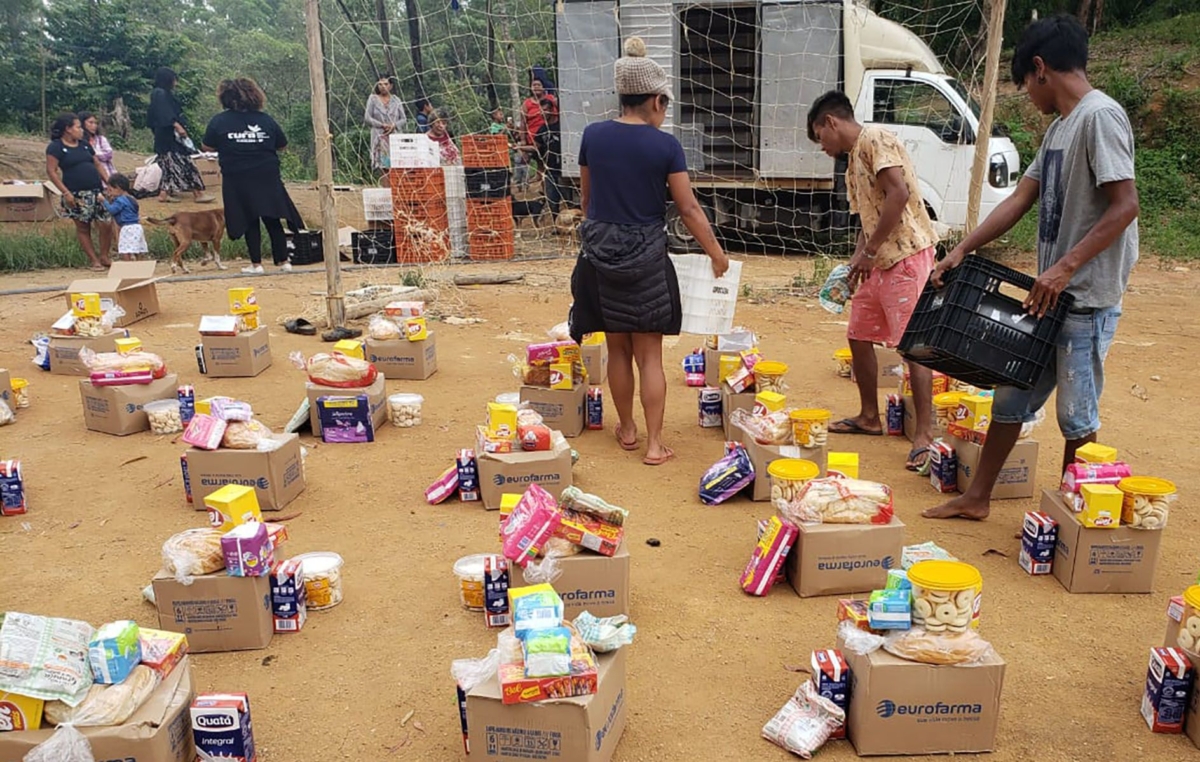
[{"x1": 147, "y1": 67, "x2": 213, "y2": 203}]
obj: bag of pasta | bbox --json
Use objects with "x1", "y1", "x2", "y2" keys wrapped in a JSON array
[
  {"x1": 43, "y1": 666, "x2": 160, "y2": 726},
  {"x1": 221, "y1": 419, "x2": 273, "y2": 449},
  {"x1": 730, "y1": 408, "x2": 792, "y2": 446},
  {"x1": 778, "y1": 477, "x2": 894, "y2": 526},
  {"x1": 508, "y1": 354, "x2": 587, "y2": 388},
  {"x1": 290, "y1": 351, "x2": 378, "y2": 388},
  {"x1": 79, "y1": 347, "x2": 167, "y2": 378},
  {"x1": 367, "y1": 313, "x2": 402, "y2": 340}
]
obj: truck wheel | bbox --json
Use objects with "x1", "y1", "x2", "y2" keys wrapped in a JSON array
[{"x1": 666, "y1": 201, "x2": 713, "y2": 253}]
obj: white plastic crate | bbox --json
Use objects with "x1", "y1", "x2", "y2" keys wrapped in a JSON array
[
  {"x1": 389, "y1": 134, "x2": 440, "y2": 168},
  {"x1": 448, "y1": 196, "x2": 468, "y2": 258},
  {"x1": 670, "y1": 254, "x2": 743, "y2": 335},
  {"x1": 362, "y1": 188, "x2": 393, "y2": 222},
  {"x1": 443, "y1": 165, "x2": 466, "y2": 199}
]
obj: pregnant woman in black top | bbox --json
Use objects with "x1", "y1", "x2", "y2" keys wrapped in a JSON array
[{"x1": 45, "y1": 112, "x2": 114, "y2": 270}]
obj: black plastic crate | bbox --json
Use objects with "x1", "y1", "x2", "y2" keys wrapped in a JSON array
[
  {"x1": 897, "y1": 256, "x2": 1073, "y2": 390},
  {"x1": 352, "y1": 229, "x2": 395, "y2": 265},
  {"x1": 465, "y1": 167, "x2": 511, "y2": 199},
  {"x1": 285, "y1": 230, "x2": 324, "y2": 265}
]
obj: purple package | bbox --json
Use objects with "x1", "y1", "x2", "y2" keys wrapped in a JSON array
[
  {"x1": 698, "y1": 443, "x2": 755, "y2": 505},
  {"x1": 317, "y1": 395, "x2": 375, "y2": 443},
  {"x1": 221, "y1": 522, "x2": 274, "y2": 577},
  {"x1": 210, "y1": 397, "x2": 253, "y2": 422}
]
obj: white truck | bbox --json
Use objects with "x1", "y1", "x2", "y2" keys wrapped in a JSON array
[{"x1": 555, "y1": 0, "x2": 1021, "y2": 250}]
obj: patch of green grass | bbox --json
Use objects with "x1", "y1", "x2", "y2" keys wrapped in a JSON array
[{"x1": 0, "y1": 224, "x2": 250, "y2": 273}]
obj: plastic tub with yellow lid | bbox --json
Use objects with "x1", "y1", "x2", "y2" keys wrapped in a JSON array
[
  {"x1": 908, "y1": 560, "x2": 983, "y2": 631},
  {"x1": 833, "y1": 349, "x2": 853, "y2": 378},
  {"x1": 1176, "y1": 585, "x2": 1200, "y2": 652},
  {"x1": 933, "y1": 391, "x2": 969, "y2": 430},
  {"x1": 754, "y1": 360, "x2": 789, "y2": 394},
  {"x1": 767, "y1": 458, "x2": 820, "y2": 506},
  {"x1": 789, "y1": 408, "x2": 831, "y2": 449},
  {"x1": 1118, "y1": 476, "x2": 1175, "y2": 530}
]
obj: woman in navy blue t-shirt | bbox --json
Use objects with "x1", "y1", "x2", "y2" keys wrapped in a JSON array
[{"x1": 570, "y1": 37, "x2": 728, "y2": 466}]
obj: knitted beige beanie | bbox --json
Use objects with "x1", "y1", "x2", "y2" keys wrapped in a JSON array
[{"x1": 614, "y1": 37, "x2": 672, "y2": 97}]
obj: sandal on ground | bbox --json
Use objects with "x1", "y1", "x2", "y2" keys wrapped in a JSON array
[
  {"x1": 195, "y1": 194, "x2": 217, "y2": 204},
  {"x1": 284, "y1": 318, "x2": 317, "y2": 336},
  {"x1": 643, "y1": 447, "x2": 675, "y2": 466},
  {"x1": 906, "y1": 446, "x2": 932, "y2": 472},
  {"x1": 321, "y1": 326, "x2": 362, "y2": 342},
  {"x1": 829, "y1": 418, "x2": 883, "y2": 436}
]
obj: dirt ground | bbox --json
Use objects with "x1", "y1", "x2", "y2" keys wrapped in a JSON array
[{"x1": 1, "y1": 245, "x2": 1197, "y2": 761}]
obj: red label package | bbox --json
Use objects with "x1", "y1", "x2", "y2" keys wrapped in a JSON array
[{"x1": 740, "y1": 516, "x2": 798, "y2": 596}]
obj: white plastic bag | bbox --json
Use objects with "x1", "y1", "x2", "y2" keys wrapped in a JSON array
[
  {"x1": 133, "y1": 158, "x2": 161, "y2": 194},
  {"x1": 451, "y1": 649, "x2": 500, "y2": 695},
  {"x1": 761, "y1": 681, "x2": 844, "y2": 759},
  {"x1": 546, "y1": 321, "x2": 571, "y2": 342},
  {"x1": 522, "y1": 552, "x2": 563, "y2": 584},
  {"x1": 0, "y1": 613, "x2": 94, "y2": 706},
  {"x1": 0, "y1": 400, "x2": 14, "y2": 426},
  {"x1": 22, "y1": 724, "x2": 95, "y2": 762},
  {"x1": 837, "y1": 620, "x2": 885, "y2": 656}
]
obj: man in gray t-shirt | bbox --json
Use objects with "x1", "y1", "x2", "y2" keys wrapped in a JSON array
[{"x1": 924, "y1": 14, "x2": 1140, "y2": 521}]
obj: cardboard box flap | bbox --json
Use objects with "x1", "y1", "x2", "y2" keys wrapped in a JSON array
[
  {"x1": 0, "y1": 181, "x2": 58, "y2": 200},
  {"x1": 482, "y1": 437, "x2": 570, "y2": 464},
  {"x1": 864, "y1": 646, "x2": 1005, "y2": 671},
  {"x1": 66, "y1": 261, "x2": 163, "y2": 293}
]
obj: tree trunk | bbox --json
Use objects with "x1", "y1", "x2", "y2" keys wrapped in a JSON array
[
  {"x1": 110, "y1": 95, "x2": 131, "y2": 142},
  {"x1": 332, "y1": 0, "x2": 382, "y2": 82},
  {"x1": 1093, "y1": 0, "x2": 1104, "y2": 32},
  {"x1": 1076, "y1": 0, "x2": 1093, "y2": 27},
  {"x1": 375, "y1": 0, "x2": 397, "y2": 79},
  {"x1": 485, "y1": 0, "x2": 499, "y2": 107},
  {"x1": 405, "y1": 0, "x2": 425, "y2": 102}
]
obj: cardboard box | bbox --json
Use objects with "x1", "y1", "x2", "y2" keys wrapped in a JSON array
[
  {"x1": 0, "y1": 369, "x2": 11, "y2": 408},
  {"x1": 737, "y1": 431, "x2": 826, "y2": 502},
  {"x1": 195, "y1": 155, "x2": 222, "y2": 191},
  {"x1": 0, "y1": 181, "x2": 59, "y2": 222},
  {"x1": 520, "y1": 384, "x2": 587, "y2": 438},
  {"x1": 478, "y1": 439, "x2": 572, "y2": 510},
  {"x1": 581, "y1": 342, "x2": 609, "y2": 385},
  {"x1": 79, "y1": 373, "x2": 180, "y2": 436},
  {"x1": 366, "y1": 333, "x2": 438, "y2": 380},
  {"x1": 952, "y1": 437, "x2": 1039, "y2": 499},
  {"x1": 185, "y1": 433, "x2": 305, "y2": 511},
  {"x1": 721, "y1": 386, "x2": 756, "y2": 441},
  {"x1": 703, "y1": 347, "x2": 724, "y2": 387},
  {"x1": 840, "y1": 642, "x2": 1005, "y2": 756},
  {"x1": 517, "y1": 545, "x2": 630, "y2": 619},
  {"x1": 64, "y1": 262, "x2": 164, "y2": 327},
  {"x1": 1164, "y1": 595, "x2": 1185, "y2": 651},
  {"x1": 152, "y1": 572, "x2": 273, "y2": 653},
  {"x1": 786, "y1": 517, "x2": 905, "y2": 597},
  {"x1": 902, "y1": 394, "x2": 948, "y2": 442},
  {"x1": 0, "y1": 657, "x2": 195, "y2": 762},
  {"x1": 466, "y1": 648, "x2": 627, "y2": 762},
  {"x1": 47, "y1": 331, "x2": 125, "y2": 376},
  {"x1": 1039, "y1": 489, "x2": 1163, "y2": 594},
  {"x1": 306, "y1": 375, "x2": 386, "y2": 436},
  {"x1": 200, "y1": 327, "x2": 272, "y2": 378}
]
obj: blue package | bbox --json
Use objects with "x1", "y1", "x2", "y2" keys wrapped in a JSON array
[{"x1": 317, "y1": 395, "x2": 374, "y2": 443}]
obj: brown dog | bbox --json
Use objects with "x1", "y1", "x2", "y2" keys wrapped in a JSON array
[
  {"x1": 146, "y1": 208, "x2": 227, "y2": 273},
  {"x1": 555, "y1": 208, "x2": 583, "y2": 247}
]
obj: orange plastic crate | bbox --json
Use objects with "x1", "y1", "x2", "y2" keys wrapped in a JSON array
[
  {"x1": 469, "y1": 241, "x2": 515, "y2": 261},
  {"x1": 389, "y1": 168, "x2": 445, "y2": 203},
  {"x1": 461, "y1": 134, "x2": 510, "y2": 169},
  {"x1": 466, "y1": 198, "x2": 514, "y2": 232}
]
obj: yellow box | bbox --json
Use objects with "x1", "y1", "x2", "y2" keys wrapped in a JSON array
[
  {"x1": 1080, "y1": 483, "x2": 1123, "y2": 528},
  {"x1": 550, "y1": 361, "x2": 574, "y2": 390},
  {"x1": 195, "y1": 396, "x2": 232, "y2": 417},
  {"x1": 499, "y1": 493, "x2": 521, "y2": 538},
  {"x1": 333, "y1": 338, "x2": 365, "y2": 360},
  {"x1": 486, "y1": 402, "x2": 518, "y2": 440},
  {"x1": 0, "y1": 690, "x2": 44, "y2": 731},
  {"x1": 404, "y1": 317, "x2": 429, "y2": 342},
  {"x1": 203, "y1": 484, "x2": 263, "y2": 532},
  {"x1": 718, "y1": 355, "x2": 742, "y2": 384},
  {"x1": 71, "y1": 292, "x2": 102, "y2": 318},
  {"x1": 239, "y1": 308, "x2": 260, "y2": 332},
  {"x1": 228, "y1": 287, "x2": 258, "y2": 315},
  {"x1": 827, "y1": 452, "x2": 860, "y2": 479},
  {"x1": 1075, "y1": 442, "x2": 1118, "y2": 464},
  {"x1": 753, "y1": 391, "x2": 787, "y2": 414},
  {"x1": 956, "y1": 395, "x2": 993, "y2": 432},
  {"x1": 581, "y1": 333, "x2": 605, "y2": 346},
  {"x1": 114, "y1": 337, "x2": 142, "y2": 355}
]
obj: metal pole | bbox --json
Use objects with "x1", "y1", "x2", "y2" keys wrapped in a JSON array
[
  {"x1": 966, "y1": 0, "x2": 1007, "y2": 234},
  {"x1": 305, "y1": 0, "x2": 346, "y2": 329}
]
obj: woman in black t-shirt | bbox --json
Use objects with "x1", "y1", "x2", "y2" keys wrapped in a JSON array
[
  {"x1": 147, "y1": 67, "x2": 213, "y2": 204},
  {"x1": 45, "y1": 112, "x2": 114, "y2": 270},
  {"x1": 202, "y1": 77, "x2": 304, "y2": 275}
]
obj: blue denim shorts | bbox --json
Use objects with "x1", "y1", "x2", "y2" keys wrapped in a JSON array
[{"x1": 992, "y1": 306, "x2": 1121, "y2": 440}]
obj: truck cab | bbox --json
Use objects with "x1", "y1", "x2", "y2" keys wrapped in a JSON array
[{"x1": 555, "y1": 0, "x2": 1021, "y2": 250}]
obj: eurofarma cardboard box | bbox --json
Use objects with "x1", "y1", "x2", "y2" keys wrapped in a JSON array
[
  {"x1": 200, "y1": 326, "x2": 272, "y2": 377},
  {"x1": 186, "y1": 434, "x2": 305, "y2": 511},
  {"x1": 152, "y1": 572, "x2": 273, "y2": 653},
  {"x1": 466, "y1": 648, "x2": 627, "y2": 762},
  {"x1": 478, "y1": 439, "x2": 572, "y2": 510},
  {"x1": 520, "y1": 384, "x2": 587, "y2": 438},
  {"x1": 786, "y1": 517, "x2": 905, "y2": 598},
  {"x1": 47, "y1": 330, "x2": 126, "y2": 376},
  {"x1": 64, "y1": 261, "x2": 164, "y2": 327},
  {"x1": 0, "y1": 181, "x2": 59, "y2": 222},
  {"x1": 366, "y1": 333, "x2": 438, "y2": 380},
  {"x1": 306, "y1": 375, "x2": 387, "y2": 436},
  {"x1": 840, "y1": 639, "x2": 1006, "y2": 756},
  {"x1": 0, "y1": 656, "x2": 195, "y2": 762},
  {"x1": 953, "y1": 437, "x2": 1039, "y2": 499},
  {"x1": 1039, "y1": 489, "x2": 1162, "y2": 594},
  {"x1": 517, "y1": 544, "x2": 630, "y2": 619},
  {"x1": 79, "y1": 373, "x2": 179, "y2": 436}
]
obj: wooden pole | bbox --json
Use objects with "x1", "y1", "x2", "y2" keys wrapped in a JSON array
[
  {"x1": 966, "y1": 0, "x2": 1007, "y2": 234},
  {"x1": 304, "y1": 0, "x2": 345, "y2": 329}
]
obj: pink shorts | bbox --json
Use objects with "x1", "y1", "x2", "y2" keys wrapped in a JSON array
[{"x1": 846, "y1": 247, "x2": 935, "y2": 348}]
